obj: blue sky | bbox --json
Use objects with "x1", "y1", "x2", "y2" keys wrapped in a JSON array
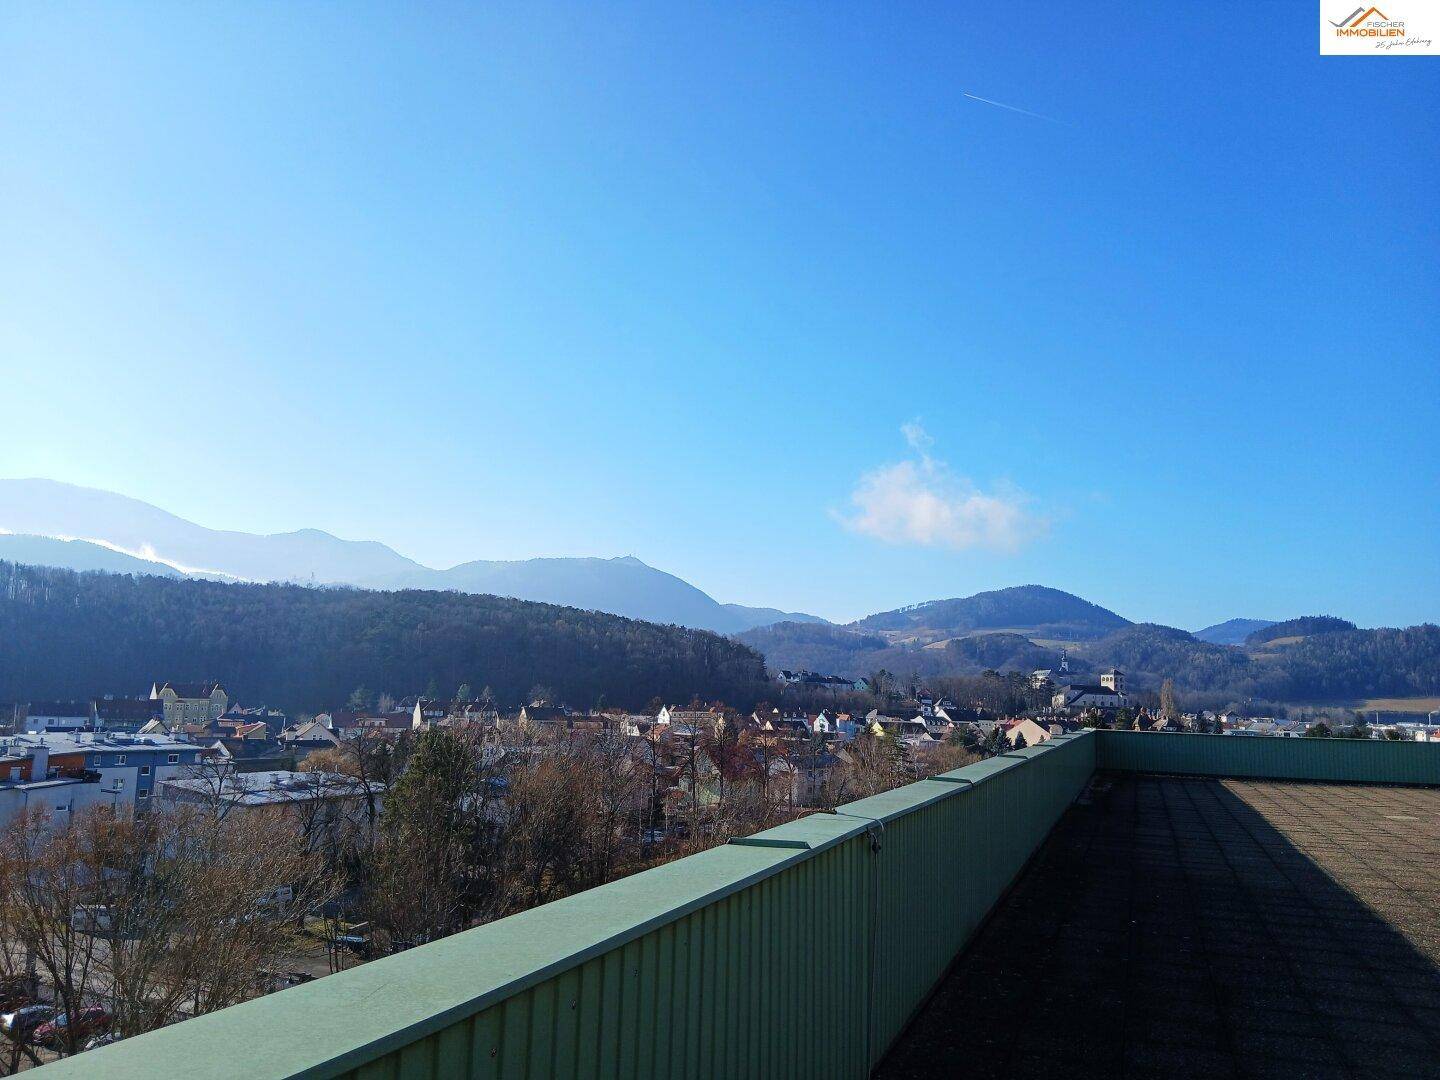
[{"x1": 2, "y1": 3, "x2": 1437, "y2": 628}]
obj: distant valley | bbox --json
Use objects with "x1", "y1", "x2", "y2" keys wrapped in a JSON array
[{"x1": 739, "y1": 585, "x2": 1440, "y2": 708}]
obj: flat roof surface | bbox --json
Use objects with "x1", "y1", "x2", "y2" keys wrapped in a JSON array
[{"x1": 879, "y1": 774, "x2": 1440, "y2": 1080}]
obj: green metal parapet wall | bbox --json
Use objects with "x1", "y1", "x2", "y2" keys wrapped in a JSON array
[
  {"x1": 1095, "y1": 729, "x2": 1440, "y2": 786},
  {"x1": 29, "y1": 731, "x2": 1439, "y2": 1080},
  {"x1": 32, "y1": 733, "x2": 1096, "y2": 1080}
]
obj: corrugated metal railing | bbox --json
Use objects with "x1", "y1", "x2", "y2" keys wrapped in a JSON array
[
  {"x1": 31, "y1": 730, "x2": 1438, "y2": 1079},
  {"x1": 1097, "y1": 729, "x2": 1440, "y2": 785},
  {"x1": 34, "y1": 733, "x2": 1097, "y2": 1080}
]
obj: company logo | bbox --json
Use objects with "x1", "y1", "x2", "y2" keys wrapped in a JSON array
[
  {"x1": 1327, "y1": 6, "x2": 1406, "y2": 34},
  {"x1": 1320, "y1": 0, "x2": 1436, "y2": 53}
]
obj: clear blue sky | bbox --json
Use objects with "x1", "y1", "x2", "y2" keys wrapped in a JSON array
[{"x1": 3, "y1": 3, "x2": 1437, "y2": 628}]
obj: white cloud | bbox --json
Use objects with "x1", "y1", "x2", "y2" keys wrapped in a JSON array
[
  {"x1": 900, "y1": 418, "x2": 933, "y2": 452},
  {"x1": 837, "y1": 423, "x2": 1046, "y2": 553}
]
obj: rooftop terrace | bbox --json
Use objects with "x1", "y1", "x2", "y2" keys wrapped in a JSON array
[
  {"x1": 31, "y1": 731, "x2": 1440, "y2": 1079},
  {"x1": 879, "y1": 774, "x2": 1440, "y2": 1080}
]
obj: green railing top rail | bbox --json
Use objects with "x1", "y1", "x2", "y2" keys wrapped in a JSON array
[{"x1": 29, "y1": 730, "x2": 1438, "y2": 1078}]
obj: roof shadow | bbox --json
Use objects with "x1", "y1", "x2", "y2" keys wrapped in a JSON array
[{"x1": 877, "y1": 772, "x2": 1440, "y2": 1080}]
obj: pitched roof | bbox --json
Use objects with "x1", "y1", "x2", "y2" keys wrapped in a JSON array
[
  {"x1": 25, "y1": 701, "x2": 93, "y2": 718},
  {"x1": 93, "y1": 697, "x2": 163, "y2": 721},
  {"x1": 155, "y1": 681, "x2": 224, "y2": 699}
]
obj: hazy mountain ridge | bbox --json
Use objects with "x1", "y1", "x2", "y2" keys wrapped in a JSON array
[
  {"x1": 0, "y1": 479, "x2": 421, "y2": 582},
  {"x1": 0, "y1": 534, "x2": 187, "y2": 578},
  {"x1": 0, "y1": 480, "x2": 822, "y2": 634},
  {"x1": 1194, "y1": 618, "x2": 1276, "y2": 645}
]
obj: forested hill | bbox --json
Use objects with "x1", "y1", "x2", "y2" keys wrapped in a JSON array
[
  {"x1": 854, "y1": 585, "x2": 1130, "y2": 640},
  {"x1": 0, "y1": 562, "x2": 770, "y2": 711},
  {"x1": 740, "y1": 618, "x2": 1440, "y2": 705},
  {"x1": 1245, "y1": 615, "x2": 1356, "y2": 645}
]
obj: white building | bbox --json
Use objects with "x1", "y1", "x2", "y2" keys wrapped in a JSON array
[
  {"x1": 1052, "y1": 684, "x2": 1128, "y2": 711},
  {"x1": 20, "y1": 701, "x2": 94, "y2": 734},
  {"x1": 156, "y1": 769, "x2": 383, "y2": 832}
]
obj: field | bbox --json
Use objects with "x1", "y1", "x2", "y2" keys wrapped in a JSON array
[
  {"x1": 1355, "y1": 697, "x2": 1440, "y2": 715},
  {"x1": 916, "y1": 631, "x2": 1084, "y2": 653}
]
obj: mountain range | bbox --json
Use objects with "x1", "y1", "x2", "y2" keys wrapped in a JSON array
[
  {"x1": 3, "y1": 479, "x2": 1435, "y2": 707},
  {"x1": 0, "y1": 479, "x2": 822, "y2": 635},
  {"x1": 738, "y1": 608, "x2": 1440, "y2": 707}
]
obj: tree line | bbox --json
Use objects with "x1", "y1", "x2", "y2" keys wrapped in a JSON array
[
  {"x1": 0, "y1": 562, "x2": 771, "y2": 712},
  {"x1": 742, "y1": 617, "x2": 1440, "y2": 706}
]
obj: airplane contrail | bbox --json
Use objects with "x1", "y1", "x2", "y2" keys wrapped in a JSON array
[{"x1": 962, "y1": 91, "x2": 1065, "y2": 125}]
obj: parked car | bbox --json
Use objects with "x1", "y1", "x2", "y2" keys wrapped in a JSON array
[
  {"x1": 256, "y1": 969, "x2": 315, "y2": 992},
  {"x1": 0, "y1": 974, "x2": 38, "y2": 1013},
  {"x1": 34, "y1": 1007, "x2": 111, "y2": 1047},
  {"x1": 84, "y1": 1031, "x2": 121, "y2": 1051},
  {"x1": 1, "y1": 1004, "x2": 57, "y2": 1042},
  {"x1": 330, "y1": 932, "x2": 374, "y2": 960}
]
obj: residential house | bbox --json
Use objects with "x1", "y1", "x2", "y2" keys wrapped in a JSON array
[
  {"x1": 221, "y1": 705, "x2": 290, "y2": 735},
  {"x1": 768, "y1": 751, "x2": 842, "y2": 808},
  {"x1": 20, "y1": 701, "x2": 95, "y2": 734},
  {"x1": 657, "y1": 708, "x2": 725, "y2": 738},
  {"x1": 151, "y1": 681, "x2": 229, "y2": 726},
  {"x1": 516, "y1": 704, "x2": 569, "y2": 728},
  {"x1": 618, "y1": 714, "x2": 659, "y2": 737},
  {"x1": 1133, "y1": 709, "x2": 1171, "y2": 732},
  {"x1": 320, "y1": 710, "x2": 414, "y2": 739},
  {"x1": 278, "y1": 720, "x2": 342, "y2": 762},
  {"x1": 1003, "y1": 717, "x2": 1071, "y2": 748},
  {"x1": 932, "y1": 704, "x2": 986, "y2": 727},
  {"x1": 777, "y1": 670, "x2": 857, "y2": 692},
  {"x1": 215, "y1": 718, "x2": 271, "y2": 741},
  {"x1": 755, "y1": 710, "x2": 812, "y2": 737},
  {"x1": 1052, "y1": 683, "x2": 1129, "y2": 712},
  {"x1": 866, "y1": 711, "x2": 934, "y2": 742},
  {"x1": 410, "y1": 699, "x2": 498, "y2": 728},
  {"x1": 93, "y1": 696, "x2": 165, "y2": 733}
]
